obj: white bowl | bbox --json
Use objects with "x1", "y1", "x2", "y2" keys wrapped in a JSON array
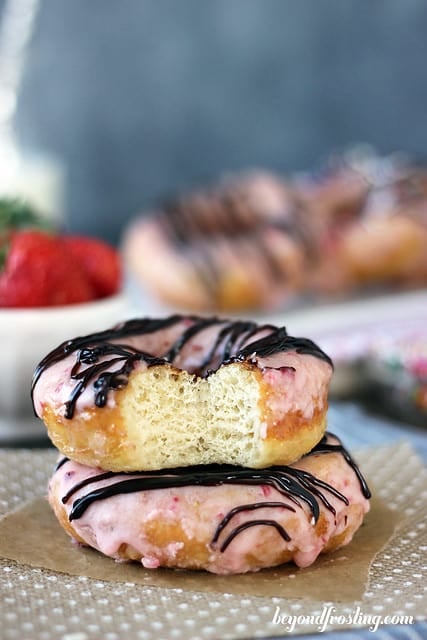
[{"x1": 0, "y1": 292, "x2": 131, "y2": 442}]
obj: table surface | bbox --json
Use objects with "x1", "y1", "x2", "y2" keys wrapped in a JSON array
[{"x1": 0, "y1": 401, "x2": 426, "y2": 640}]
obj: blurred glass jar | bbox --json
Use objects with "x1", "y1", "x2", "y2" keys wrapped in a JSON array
[
  {"x1": 0, "y1": 134, "x2": 65, "y2": 224},
  {"x1": 0, "y1": 135, "x2": 65, "y2": 224},
  {"x1": 0, "y1": 0, "x2": 65, "y2": 223}
]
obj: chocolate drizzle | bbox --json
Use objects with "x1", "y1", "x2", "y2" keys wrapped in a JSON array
[
  {"x1": 55, "y1": 456, "x2": 69, "y2": 472},
  {"x1": 32, "y1": 315, "x2": 332, "y2": 419},
  {"x1": 212, "y1": 502, "x2": 295, "y2": 551},
  {"x1": 158, "y1": 181, "x2": 308, "y2": 299},
  {"x1": 301, "y1": 436, "x2": 371, "y2": 501},
  {"x1": 217, "y1": 520, "x2": 291, "y2": 552},
  {"x1": 57, "y1": 434, "x2": 370, "y2": 552}
]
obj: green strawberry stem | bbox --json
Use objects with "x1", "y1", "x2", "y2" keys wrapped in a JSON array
[
  {"x1": 0, "y1": 198, "x2": 56, "y2": 270},
  {"x1": 0, "y1": 198, "x2": 55, "y2": 233}
]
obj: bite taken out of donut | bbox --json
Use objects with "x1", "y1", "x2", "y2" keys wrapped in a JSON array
[
  {"x1": 32, "y1": 315, "x2": 333, "y2": 472},
  {"x1": 48, "y1": 433, "x2": 371, "y2": 575}
]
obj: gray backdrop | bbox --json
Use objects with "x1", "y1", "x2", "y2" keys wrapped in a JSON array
[{"x1": 11, "y1": 0, "x2": 427, "y2": 243}]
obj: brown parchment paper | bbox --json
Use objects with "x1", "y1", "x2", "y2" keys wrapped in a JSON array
[
  {"x1": 1, "y1": 442, "x2": 426, "y2": 640},
  {"x1": 0, "y1": 492, "x2": 397, "y2": 602}
]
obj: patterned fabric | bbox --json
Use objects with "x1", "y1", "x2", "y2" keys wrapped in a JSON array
[{"x1": 0, "y1": 404, "x2": 425, "y2": 639}]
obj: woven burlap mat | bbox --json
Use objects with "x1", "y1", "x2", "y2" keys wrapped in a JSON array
[{"x1": 0, "y1": 442, "x2": 426, "y2": 640}]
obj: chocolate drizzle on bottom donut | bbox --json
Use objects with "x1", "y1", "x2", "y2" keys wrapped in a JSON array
[
  {"x1": 211, "y1": 502, "x2": 295, "y2": 551},
  {"x1": 57, "y1": 434, "x2": 370, "y2": 552}
]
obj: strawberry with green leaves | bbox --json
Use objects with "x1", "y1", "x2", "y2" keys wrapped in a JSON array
[{"x1": 0, "y1": 198, "x2": 122, "y2": 308}]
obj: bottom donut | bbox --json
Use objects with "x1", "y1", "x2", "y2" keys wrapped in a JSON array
[{"x1": 48, "y1": 433, "x2": 371, "y2": 575}]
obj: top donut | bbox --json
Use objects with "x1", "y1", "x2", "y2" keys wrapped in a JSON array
[{"x1": 32, "y1": 315, "x2": 333, "y2": 472}]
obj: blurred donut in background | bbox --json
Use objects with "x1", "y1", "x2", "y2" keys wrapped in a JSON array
[
  {"x1": 123, "y1": 171, "x2": 311, "y2": 312},
  {"x1": 123, "y1": 150, "x2": 427, "y2": 313},
  {"x1": 329, "y1": 156, "x2": 427, "y2": 289}
]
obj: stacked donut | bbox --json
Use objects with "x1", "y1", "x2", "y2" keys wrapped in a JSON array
[
  {"x1": 32, "y1": 315, "x2": 371, "y2": 574},
  {"x1": 123, "y1": 154, "x2": 427, "y2": 312}
]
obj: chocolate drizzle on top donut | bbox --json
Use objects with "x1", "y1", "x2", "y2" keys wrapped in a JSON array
[
  {"x1": 57, "y1": 434, "x2": 370, "y2": 552},
  {"x1": 32, "y1": 315, "x2": 333, "y2": 419}
]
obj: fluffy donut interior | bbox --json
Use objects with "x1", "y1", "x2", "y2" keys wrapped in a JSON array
[
  {"x1": 44, "y1": 360, "x2": 326, "y2": 472},
  {"x1": 124, "y1": 363, "x2": 262, "y2": 467}
]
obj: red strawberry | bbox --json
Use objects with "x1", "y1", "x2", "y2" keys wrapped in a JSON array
[
  {"x1": 0, "y1": 230, "x2": 94, "y2": 307},
  {"x1": 64, "y1": 235, "x2": 122, "y2": 298}
]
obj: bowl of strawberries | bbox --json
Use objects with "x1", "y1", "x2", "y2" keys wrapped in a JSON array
[{"x1": 0, "y1": 199, "x2": 129, "y2": 441}]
